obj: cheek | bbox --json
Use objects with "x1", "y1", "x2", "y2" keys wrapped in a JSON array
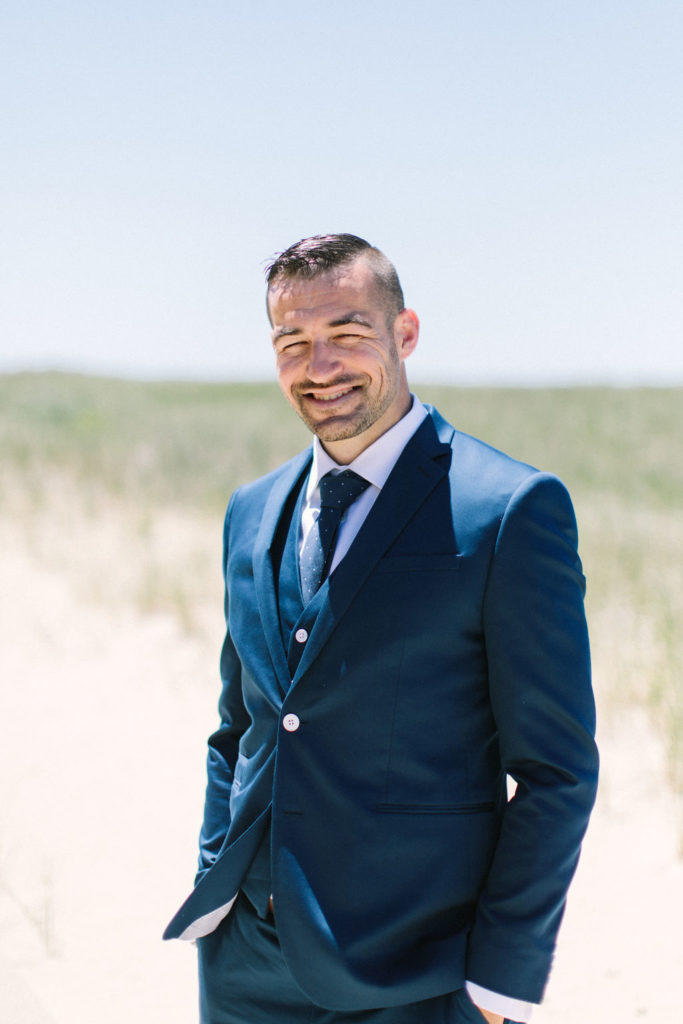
[
  {"x1": 276, "y1": 357, "x2": 295, "y2": 382},
  {"x1": 276, "y1": 367, "x2": 295, "y2": 398},
  {"x1": 276, "y1": 352, "x2": 306, "y2": 385},
  {"x1": 373, "y1": 355, "x2": 395, "y2": 385}
]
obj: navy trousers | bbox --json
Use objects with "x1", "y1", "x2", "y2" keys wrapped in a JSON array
[{"x1": 198, "y1": 893, "x2": 515, "y2": 1024}]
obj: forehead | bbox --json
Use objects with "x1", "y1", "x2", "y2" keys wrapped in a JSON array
[{"x1": 268, "y1": 260, "x2": 384, "y2": 325}]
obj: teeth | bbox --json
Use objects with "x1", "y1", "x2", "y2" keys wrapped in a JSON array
[{"x1": 313, "y1": 389, "x2": 352, "y2": 402}]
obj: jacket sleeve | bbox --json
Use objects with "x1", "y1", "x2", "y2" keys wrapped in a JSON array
[
  {"x1": 466, "y1": 472, "x2": 599, "y2": 1002},
  {"x1": 195, "y1": 493, "x2": 251, "y2": 884}
]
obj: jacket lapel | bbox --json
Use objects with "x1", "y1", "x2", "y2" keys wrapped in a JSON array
[
  {"x1": 293, "y1": 410, "x2": 453, "y2": 683},
  {"x1": 253, "y1": 449, "x2": 312, "y2": 696}
]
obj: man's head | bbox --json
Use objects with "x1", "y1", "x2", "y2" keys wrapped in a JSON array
[
  {"x1": 266, "y1": 234, "x2": 404, "y2": 329},
  {"x1": 266, "y1": 234, "x2": 419, "y2": 464}
]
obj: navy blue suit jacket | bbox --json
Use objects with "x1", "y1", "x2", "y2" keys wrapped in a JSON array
[{"x1": 164, "y1": 406, "x2": 598, "y2": 1010}]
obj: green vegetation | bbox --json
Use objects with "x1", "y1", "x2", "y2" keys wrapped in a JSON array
[
  {"x1": 0, "y1": 372, "x2": 310, "y2": 512},
  {"x1": 2, "y1": 372, "x2": 681, "y2": 788}
]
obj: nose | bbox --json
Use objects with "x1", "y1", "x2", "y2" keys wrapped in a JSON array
[{"x1": 306, "y1": 340, "x2": 342, "y2": 382}]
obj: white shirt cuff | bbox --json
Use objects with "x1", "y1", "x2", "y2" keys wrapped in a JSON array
[
  {"x1": 465, "y1": 980, "x2": 535, "y2": 1022},
  {"x1": 176, "y1": 896, "x2": 236, "y2": 941}
]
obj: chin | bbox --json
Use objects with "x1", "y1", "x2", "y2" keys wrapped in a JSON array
[
  {"x1": 310, "y1": 421, "x2": 363, "y2": 443},
  {"x1": 297, "y1": 406, "x2": 363, "y2": 440},
  {"x1": 294, "y1": 393, "x2": 391, "y2": 444}
]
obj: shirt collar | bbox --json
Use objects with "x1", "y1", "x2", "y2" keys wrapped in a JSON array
[{"x1": 307, "y1": 395, "x2": 427, "y2": 497}]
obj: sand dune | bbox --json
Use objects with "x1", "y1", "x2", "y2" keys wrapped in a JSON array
[{"x1": 1, "y1": 500, "x2": 681, "y2": 1023}]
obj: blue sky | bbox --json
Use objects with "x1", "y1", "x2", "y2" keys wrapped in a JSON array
[{"x1": 3, "y1": 1, "x2": 682, "y2": 384}]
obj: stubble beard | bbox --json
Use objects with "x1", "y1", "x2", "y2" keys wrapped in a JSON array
[{"x1": 292, "y1": 377, "x2": 399, "y2": 443}]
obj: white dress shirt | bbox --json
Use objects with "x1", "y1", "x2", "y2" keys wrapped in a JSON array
[
  {"x1": 300, "y1": 396, "x2": 534, "y2": 1024},
  {"x1": 300, "y1": 395, "x2": 427, "y2": 571}
]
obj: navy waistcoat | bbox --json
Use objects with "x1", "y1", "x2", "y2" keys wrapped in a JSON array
[{"x1": 241, "y1": 477, "x2": 320, "y2": 915}]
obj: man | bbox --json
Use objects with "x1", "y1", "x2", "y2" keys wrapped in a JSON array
[{"x1": 164, "y1": 234, "x2": 598, "y2": 1024}]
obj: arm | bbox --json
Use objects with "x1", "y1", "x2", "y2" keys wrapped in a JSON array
[
  {"x1": 195, "y1": 495, "x2": 251, "y2": 883},
  {"x1": 467, "y1": 473, "x2": 599, "y2": 1002}
]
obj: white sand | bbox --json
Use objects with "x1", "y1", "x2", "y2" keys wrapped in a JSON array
[{"x1": 1, "y1": 502, "x2": 681, "y2": 1023}]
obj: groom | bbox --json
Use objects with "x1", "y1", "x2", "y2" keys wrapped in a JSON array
[{"x1": 165, "y1": 234, "x2": 598, "y2": 1024}]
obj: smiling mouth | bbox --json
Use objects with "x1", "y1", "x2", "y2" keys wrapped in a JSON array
[
  {"x1": 300, "y1": 385, "x2": 359, "y2": 404},
  {"x1": 309, "y1": 388, "x2": 354, "y2": 402}
]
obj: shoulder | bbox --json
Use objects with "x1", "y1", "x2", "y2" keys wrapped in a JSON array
[
  {"x1": 425, "y1": 403, "x2": 539, "y2": 494},
  {"x1": 423, "y1": 404, "x2": 576, "y2": 541}
]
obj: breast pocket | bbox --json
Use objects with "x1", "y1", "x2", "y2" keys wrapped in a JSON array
[{"x1": 373, "y1": 553, "x2": 463, "y2": 574}]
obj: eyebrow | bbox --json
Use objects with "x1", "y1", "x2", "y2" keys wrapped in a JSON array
[
  {"x1": 328, "y1": 313, "x2": 373, "y2": 330},
  {"x1": 272, "y1": 326, "x2": 301, "y2": 343}
]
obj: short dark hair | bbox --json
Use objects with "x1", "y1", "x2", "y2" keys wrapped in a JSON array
[{"x1": 265, "y1": 233, "x2": 405, "y2": 323}]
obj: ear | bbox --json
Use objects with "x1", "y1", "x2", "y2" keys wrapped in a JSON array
[{"x1": 394, "y1": 308, "x2": 419, "y2": 361}]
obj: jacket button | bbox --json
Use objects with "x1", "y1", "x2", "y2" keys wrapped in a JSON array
[
  {"x1": 295, "y1": 628, "x2": 308, "y2": 643},
  {"x1": 282, "y1": 713, "x2": 300, "y2": 732}
]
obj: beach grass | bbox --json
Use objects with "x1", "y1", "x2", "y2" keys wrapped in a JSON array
[{"x1": 2, "y1": 371, "x2": 681, "y2": 789}]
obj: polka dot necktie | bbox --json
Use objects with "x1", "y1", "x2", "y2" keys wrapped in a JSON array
[{"x1": 300, "y1": 470, "x2": 371, "y2": 604}]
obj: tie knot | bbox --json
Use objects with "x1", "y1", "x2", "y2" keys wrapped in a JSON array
[{"x1": 319, "y1": 470, "x2": 370, "y2": 512}]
